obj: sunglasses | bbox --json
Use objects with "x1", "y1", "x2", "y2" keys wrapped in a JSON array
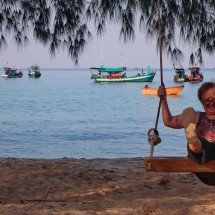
[{"x1": 202, "y1": 97, "x2": 215, "y2": 105}]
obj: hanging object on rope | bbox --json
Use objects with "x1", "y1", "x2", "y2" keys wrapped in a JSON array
[{"x1": 147, "y1": 128, "x2": 161, "y2": 146}]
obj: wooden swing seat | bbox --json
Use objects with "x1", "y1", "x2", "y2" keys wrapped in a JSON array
[{"x1": 144, "y1": 157, "x2": 215, "y2": 172}]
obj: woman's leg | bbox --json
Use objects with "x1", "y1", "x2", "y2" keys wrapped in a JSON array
[
  {"x1": 182, "y1": 108, "x2": 215, "y2": 185},
  {"x1": 187, "y1": 139, "x2": 215, "y2": 186}
]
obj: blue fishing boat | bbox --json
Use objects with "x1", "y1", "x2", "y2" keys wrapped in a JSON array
[{"x1": 1, "y1": 67, "x2": 23, "y2": 78}]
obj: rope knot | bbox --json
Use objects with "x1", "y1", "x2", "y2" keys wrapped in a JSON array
[{"x1": 148, "y1": 128, "x2": 161, "y2": 146}]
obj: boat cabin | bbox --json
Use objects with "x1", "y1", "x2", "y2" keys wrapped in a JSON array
[{"x1": 90, "y1": 66, "x2": 127, "y2": 79}]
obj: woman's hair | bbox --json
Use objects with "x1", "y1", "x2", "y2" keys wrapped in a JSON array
[{"x1": 198, "y1": 82, "x2": 215, "y2": 101}]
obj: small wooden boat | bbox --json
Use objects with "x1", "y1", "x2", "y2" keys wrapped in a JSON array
[{"x1": 142, "y1": 85, "x2": 184, "y2": 95}]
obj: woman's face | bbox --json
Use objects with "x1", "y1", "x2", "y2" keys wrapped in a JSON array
[{"x1": 201, "y1": 88, "x2": 215, "y2": 116}]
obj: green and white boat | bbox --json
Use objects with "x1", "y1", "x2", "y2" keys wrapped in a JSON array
[
  {"x1": 173, "y1": 65, "x2": 189, "y2": 82},
  {"x1": 90, "y1": 66, "x2": 156, "y2": 83},
  {"x1": 28, "y1": 65, "x2": 41, "y2": 78}
]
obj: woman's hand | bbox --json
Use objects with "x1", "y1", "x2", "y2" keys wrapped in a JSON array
[{"x1": 157, "y1": 85, "x2": 167, "y2": 99}]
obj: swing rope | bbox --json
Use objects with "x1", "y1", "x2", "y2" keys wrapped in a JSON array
[{"x1": 148, "y1": 0, "x2": 163, "y2": 157}]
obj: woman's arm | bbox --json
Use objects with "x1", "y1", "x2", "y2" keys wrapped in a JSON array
[
  {"x1": 157, "y1": 85, "x2": 183, "y2": 129},
  {"x1": 157, "y1": 85, "x2": 202, "y2": 153}
]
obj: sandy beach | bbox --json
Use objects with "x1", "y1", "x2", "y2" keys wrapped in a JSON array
[{"x1": 0, "y1": 157, "x2": 215, "y2": 215}]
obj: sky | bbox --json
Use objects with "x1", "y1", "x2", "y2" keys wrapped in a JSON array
[{"x1": 1, "y1": 24, "x2": 215, "y2": 69}]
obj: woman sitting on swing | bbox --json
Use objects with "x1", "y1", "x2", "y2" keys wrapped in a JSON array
[{"x1": 157, "y1": 81, "x2": 215, "y2": 185}]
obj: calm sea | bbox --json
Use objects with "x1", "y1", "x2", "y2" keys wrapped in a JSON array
[{"x1": 0, "y1": 68, "x2": 214, "y2": 159}]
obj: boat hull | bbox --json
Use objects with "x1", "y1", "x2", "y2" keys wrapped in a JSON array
[
  {"x1": 174, "y1": 77, "x2": 189, "y2": 82},
  {"x1": 188, "y1": 77, "x2": 203, "y2": 83},
  {"x1": 94, "y1": 73, "x2": 156, "y2": 83},
  {"x1": 1, "y1": 74, "x2": 23, "y2": 78},
  {"x1": 28, "y1": 72, "x2": 41, "y2": 78},
  {"x1": 142, "y1": 85, "x2": 184, "y2": 95}
]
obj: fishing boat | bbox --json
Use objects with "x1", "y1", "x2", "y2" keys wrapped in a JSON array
[
  {"x1": 28, "y1": 65, "x2": 41, "y2": 78},
  {"x1": 90, "y1": 66, "x2": 156, "y2": 83},
  {"x1": 173, "y1": 66, "x2": 189, "y2": 82},
  {"x1": 142, "y1": 85, "x2": 184, "y2": 96},
  {"x1": 1, "y1": 67, "x2": 23, "y2": 78},
  {"x1": 188, "y1": 66, "x2": 203, "y2": 82}
]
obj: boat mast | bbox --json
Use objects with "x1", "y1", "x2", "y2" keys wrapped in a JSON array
[
  {"x1": 120, "y1": 49, "x2": 123, "y2": 67},
  {"x1": 100, "y1": 38, "x2": 103, "y2": 67}
]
